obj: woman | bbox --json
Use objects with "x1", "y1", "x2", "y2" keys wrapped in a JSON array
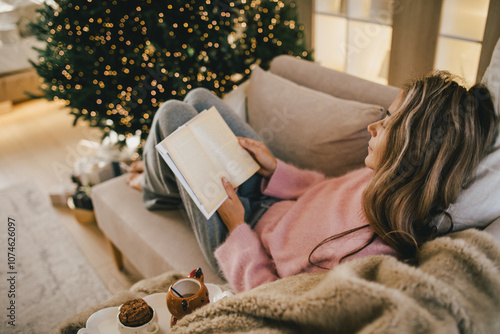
[{"x1": 130, "y1": 70, "x2": 497, "y2": 292}]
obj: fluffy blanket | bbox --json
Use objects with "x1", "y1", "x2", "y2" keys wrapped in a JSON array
[
  {"x1": 57, "y1": 229, "x2": 500, "y2": 334},
  {"x1": 172, "y1": 229, "x2": 500, "y2": 334}
]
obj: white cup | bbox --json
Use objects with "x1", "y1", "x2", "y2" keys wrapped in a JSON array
[{"x1": 117, "y1": 305, "x2": 160, "y2": 334}]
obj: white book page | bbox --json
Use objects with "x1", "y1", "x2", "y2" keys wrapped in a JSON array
[
  {"x1": 160, "y1": 125, "x2": 228, "y2": 216},
  {"x1": 155, "y1": 143, "x2": 222, "y2": 219},
  {"x1": 189, "y1": 107, "x2": 260, "y2": 187}
]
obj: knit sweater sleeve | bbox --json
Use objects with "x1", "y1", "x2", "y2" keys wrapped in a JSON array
[
  {"x1": 214, "y1": 224, "x2": 279, "y2": 293},
  {"x1": 261, "y1": 159, "x2": 326, "y2": 199}
]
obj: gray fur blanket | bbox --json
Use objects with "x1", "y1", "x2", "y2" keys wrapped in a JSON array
[{"x1": 58, "y1": 229, "x2": 500, "y2": 334}]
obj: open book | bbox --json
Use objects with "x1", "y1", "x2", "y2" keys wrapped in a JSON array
[{"x1": 156, "y1": 106, "x2": 260, "y2": 219}]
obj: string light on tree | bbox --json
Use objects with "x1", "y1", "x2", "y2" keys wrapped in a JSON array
[{"x1": 29, "y1": 0, "x2": 311, "y2": 152}]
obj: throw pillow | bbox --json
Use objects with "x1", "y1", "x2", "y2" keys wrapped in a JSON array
[
  {"x1": 247, "y1": 66, "x2": 385, "y2": 177},
  {"x1": 446, "y1": 37, "x2": 500, "y2": 231},
  {"x1": 222, "y1": 80, "x2": 249, "y2": 122}
]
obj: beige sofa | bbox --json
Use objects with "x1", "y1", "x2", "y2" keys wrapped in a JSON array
[{"x1": 91, "y1": 54, "x2": 500, "y2": 285}]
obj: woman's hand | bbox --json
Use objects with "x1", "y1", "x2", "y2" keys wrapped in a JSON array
[
  {"x1": 217, "y1": 177, "x2": 245, "y2": 234},
  {"x1": 238, "y1": 137, "x2": 277, "y2": 178}
]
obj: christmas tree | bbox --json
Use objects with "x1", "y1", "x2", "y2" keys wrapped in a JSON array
[{"x1": 29, "y1": 0, "x2": 311, "y2": 151}]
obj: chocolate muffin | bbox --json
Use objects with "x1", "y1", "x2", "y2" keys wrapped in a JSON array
[{"x1": 118, "y1": 298, "x2": 154, "y2": 327}]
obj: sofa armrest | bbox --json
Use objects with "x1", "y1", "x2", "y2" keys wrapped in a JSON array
[
  {"x1": 224, "y1": 56, "x2": 401, "y2": 127},
  {"x1": 269, "y1": 55, "x2": 401, "y2": 109},
  {"x1": 91, "y1": 175, "x2": 225, "y2": 284}
]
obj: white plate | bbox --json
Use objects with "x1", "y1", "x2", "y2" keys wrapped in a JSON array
[{"x1": 78, "y1": 284, "x2": 223, "y2": 334}]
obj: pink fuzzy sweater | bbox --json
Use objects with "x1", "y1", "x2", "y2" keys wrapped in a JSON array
[{"x1": 214, "y1": 160, "x2": 399, "y2": 292}]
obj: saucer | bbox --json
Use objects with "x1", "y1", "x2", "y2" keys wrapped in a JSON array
[{"x1": 78, "y1": 284, "x2": 223, "y2": 334}]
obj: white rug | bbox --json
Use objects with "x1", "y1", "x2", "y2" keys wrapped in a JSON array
[{"x1": 0, "y1": 180, "x2": 112, "y2": 334}]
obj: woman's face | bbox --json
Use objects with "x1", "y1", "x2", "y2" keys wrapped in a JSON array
[{"x1": 365, "y1": 94, "x2": 405, "y2": 170}]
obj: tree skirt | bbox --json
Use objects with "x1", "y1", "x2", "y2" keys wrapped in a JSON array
[{"x1": 0, "y1": 180, "x2": 112, "y2": 334}]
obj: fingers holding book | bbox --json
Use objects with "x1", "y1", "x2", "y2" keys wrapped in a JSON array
[
  {"x1": 217, "y1": 177, "x2": 245, "y2": 234},
  {"x1": 237, "y1": 137, "x2": 277, "y2": 178}
]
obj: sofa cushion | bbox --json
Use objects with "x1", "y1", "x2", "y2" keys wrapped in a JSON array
[
  {"x1": 247, "y1": 66, "x2": 385, "y2": 177},
  {"x1": 269, "y1": 55, "x2": 401, "y2": 110},
  {"x1": 446, "y1": 37, "x2": 500, "y2": 231},
  {"x1": 91, "y1": 174, "x2": 225, "y2": 284}
]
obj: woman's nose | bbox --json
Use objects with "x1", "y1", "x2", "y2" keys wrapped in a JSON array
[
  {"x1": 367, "y1": 121, "x2": 378, "y2": 136},
  {"x1": 368, "y1": 119, "x2": 384, "y2": 135}
]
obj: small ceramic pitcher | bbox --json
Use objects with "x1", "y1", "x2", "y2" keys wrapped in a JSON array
[{"x1": 166, "y1": 268, "x2": 210, "y2": 327}]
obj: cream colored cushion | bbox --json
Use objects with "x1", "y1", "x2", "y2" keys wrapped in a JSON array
[
  {"x1": 222, "y1": 80, "x2": 249, "y2": 122},
  {"x1": 247, "y1": 66, "x2": 385, "y2": 177}
]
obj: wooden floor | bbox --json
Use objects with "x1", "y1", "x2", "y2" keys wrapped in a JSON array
[{"x1": 0, "y1": 99, "x2": 143, "y2": 295}]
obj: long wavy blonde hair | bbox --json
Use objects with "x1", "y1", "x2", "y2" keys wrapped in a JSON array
[{"x1": 362, "y1": 71, "x2": 498, "y2": 259}]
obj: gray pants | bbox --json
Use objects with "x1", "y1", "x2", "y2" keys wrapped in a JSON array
[{"x1": 142, "y1": 88, "x2": 275, "y2": 274}]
